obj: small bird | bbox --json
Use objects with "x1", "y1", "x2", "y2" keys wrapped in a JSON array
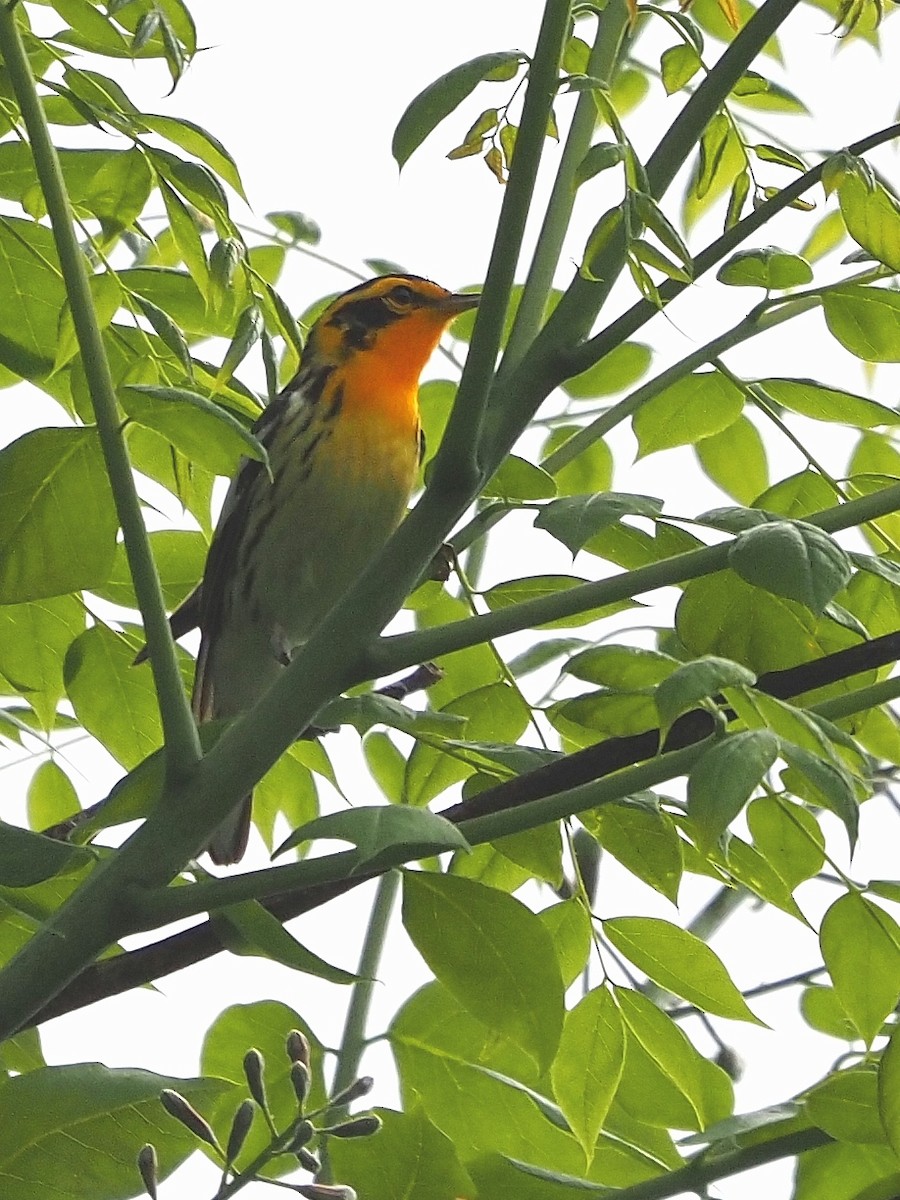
[{"x1": 165, "y1": 274, "x2": 478, "y2": 864}]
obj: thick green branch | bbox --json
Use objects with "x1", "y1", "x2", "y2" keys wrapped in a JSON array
[{"x1": 0, "y1": 9, "x2": 200, "y2": 777}]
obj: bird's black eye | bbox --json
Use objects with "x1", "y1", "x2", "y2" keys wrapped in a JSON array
[{"x1": 389, "y1": 283, "x2": 415, "y2": 307}]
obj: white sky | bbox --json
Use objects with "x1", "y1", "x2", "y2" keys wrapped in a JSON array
[{"x1": 4, "y1": 1, "x2": 900, "y2": 1197}]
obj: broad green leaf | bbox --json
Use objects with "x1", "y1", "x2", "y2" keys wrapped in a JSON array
[
  {"x1": 252, "y1": 745, "x2": 319, "y2": 852},
  {"x1": 604, "y1": 916, "x2": 763, "y2": 1023},
  {"x1": 564, "y1": 644, "x2": 677, "y2": 689},
  {"x1": 65, "y1": 624, "x2": 164, "y2": 769},
  {"x1": 823, "y1": 286, "x2": 900, "y2": 363},
  {"x1": 0, "y1": 1064, "x2": 237, "y2": 1199},
  {"x1": 0, "y1": 144, "x2": 152, "y2": 231},
  {"x1": 687, "y1": 730, "x2": 778, "y2": 851},
  {"x1": 560, "y1": 342, "x2": 652, "y2": 399},
  {"x1": 780, "y1": 742, "x2": 859, "y2": 848},
  {"x1": 660, "y1": 43, "x2": 701, "y2": 94},
  {"x1": 26, "y1": 760, "x2": 79, "y2": 832},
  {"x1": 878, "y1": 1025, "x2": 900, "y2": 1156},
  {"x1": 714, "y1": 835, "x2": 806, "y2": 923},
  {"x1": 0, "y1": 594, "x2": 83, "y2": 728},
  {"x1": 159, "y1": 177, "x2": 209, "y2": 287},
  {"x1": 729, "y1": 521, "x2": 852, "y2": 614},
  {"x1": 731, "y1": 74, "x2": 808, "y2": 113},
  {"x1": 201, "y1": 1001, "x2": 326, "y2": 1172},
  {"x1": 330, "y1": 1107, "x2": 474, "y2": 1200},
  {"x1": 837, "y1": 162, "x2": 900, "y2": 273},
  {"x1": 0, "y1": 821, "x2": 90, "y2": 887},
  {"x1": 494, "y1": 823, "x2": 563, "y2": 887},
  {"x1": 586, "y1": 518, "x2": 702, "y2": 570},
  {"x1": 574, "y1": 141, "x2": 625, "y2": 187},
  {"x1": 633, "y1": 372, "x2": 744, "y2": 456},
  {"x1": 820, "y1": 893, "x2": 900, "y2": 1044},
  {"x1": 403, "y1": 682, "x2": 527, "y2": 806},
  {"x1": 482, "y1": 575, "x2": 634, "y2": 630},
  {"x1": 392, "y1": 51, "x2": 523, "y2": 167},
  {"x1": 275, "y1": 804, "x2": 469, "y2": 867},
  {"x1": 401, "y1": 872, "x2": 565, "y2": 1070},
  {"x1": 364, "y1": 731, "x2": 405, "y2": 802},
  {"x1": 142, "y1": 113, "x2": 246, "y2": 199},
  {"x1": 655, "y1": 656, "x2": 755, "y2": 731},
  {"x1": 549, "y1": 690, "x2": 658, "y2": 746},
  {"x1": 94, "y1": 529, "x2": 206, "y2": 612},
  {"x1": 413, "y1": 588, "x2": 500, "y2": 706},
  {"x1": 539, "y1": 900, "x2": 592, "y2": 987},
  {"x1": 542, "y1": 426, "x2": 613, "y2": 497},
  {"x1": 695, "y1": 415, "x2": 769, "y2": 504},
  {"x1": 806, "y1": 1069, "x2": 885, "y2": 1144},
  {"x1": 716, "y1": 246, "x2": 812, "y2": 288},
  {"x1": 801, "y1": 985, "x2": 857, "y2": 1041},
  {"x1": 758, "y1": 378, "x2": 900, "y2": 428},
  {"x1": 582, "y1": 798, "x2": 683, "y2": 904},
  {"x1": 754, "y1": 469, "x2": 837, "y2": 519},
  {"x1": 483, "y1": 454, "x2": 556, "y2": 500},
  {"x1": 746, "y1": 796, "x2": 825, "y2": 890},
  {"x1": 794, "y1": 1140, "x2": 900, "y2": 1200},
  {"x1": 121, "y1": 384, "x2": 266, "y2": 476},
  {"x1": 551, "y1": 987, "x2": 626, "y2": 1158},
  {"x1": 214, "y1": 901, "x2": 355, "y2": 984},
  {"x1": 800, "y1": 210, "x2": 847, "y2": 262},
  {"x1": 0, "y1": 427, "x2": 117, "y2": 603},
  {"x1": 535, "y1": 492, "x2": 662, "y2": 555},
  {"x1": 615, "y1": 986, "x2": 734, "y2": 1131}
]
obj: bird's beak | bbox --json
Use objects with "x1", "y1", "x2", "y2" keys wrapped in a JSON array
[{"x1": 441, "y1": 291, "x2": 480, "y2": 315}]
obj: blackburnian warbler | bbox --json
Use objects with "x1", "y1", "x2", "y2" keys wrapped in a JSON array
[{"x1": 166, "y1": 274, "x2": 478, "y2": 864}]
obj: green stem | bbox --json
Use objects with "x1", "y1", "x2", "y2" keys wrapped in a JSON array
[
  {"x1": 541, "y1": 295, "x2": 819, "y2": 475},
  {"x1": 813, "y1": 673, "x2": 900, "y2": 723},
  {"x1": 369, "y1": 483, "x2": 900, "y2": 673},
  {"x1": 501, "y1": 0, "x2": 631, "y2": 373},
  {"x1": 0, "y1": 9, "x2": 200, "y2": 778},
  {"x1": 330, "y1": 872, "x2": 399, "y2": 1100},
  {"x1": 432, "y1": 0, "x2": 573, "y2": 488}
]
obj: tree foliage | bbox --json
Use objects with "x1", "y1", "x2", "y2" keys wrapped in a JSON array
[{"x1": 0, "y1": 0, "x2": 899, "y2": 1197}]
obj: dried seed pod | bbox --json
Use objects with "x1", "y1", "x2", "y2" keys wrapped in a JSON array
[
  {"x1": 137, "y1": 1143, "x2": 158, "y2": 1200},
  {"x1": 159, "y1": 1090, "x2": 221, "y2": 1151},
  {"x1": 286, "y1": 1029, "x2": 311, "y2": 1068}
]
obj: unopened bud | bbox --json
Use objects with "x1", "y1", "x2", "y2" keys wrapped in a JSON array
[
  {"x1": 286, "y1": 1119, "x2": 315, "y2": 1151},
  {"x1": 225, "y1": 1099, "x2": 256, "y2": 1165},
  {"x1": 322, "y1": 1115, "x2": 382, "y2": 1139},
  {"x1": 159, "y1": 1090, "x2": 221, "y2": 1150},
  {"x1": 286, "y1": 1029, "x2": 311, "y2": 1067},
  {"x1": 296, "y1": 1186, "x2": 357, "y2": 1200},
  {"x1": 329, "y1": 1075, "x2": 373, "y2": 1110},
  {"x1": 243, "y1": 1049, "x2": 268, "y2": 1111},
  {"x1": 290, "y1": 1060, "x2": 311, "y2": 1107},
  {"x1": 296, "y1": 1147, "x2": 321, "y2": 1173},
  {"x1": 137, "y1": 1143, "x2": 158, "y2": 1199},
  {"x1": 715, "y1": 1045, "x2": 744, "y2": 1081}
]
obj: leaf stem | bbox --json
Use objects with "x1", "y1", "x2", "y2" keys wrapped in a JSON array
[{"x1": 0, "y1": 8, "x2": 200, "y2": 778}]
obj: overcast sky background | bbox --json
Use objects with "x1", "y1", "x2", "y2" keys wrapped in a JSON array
[{"x1": 5, "y1": 1, "x2": 900, "y2": 1196}]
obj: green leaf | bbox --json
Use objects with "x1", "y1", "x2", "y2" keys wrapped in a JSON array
[
  {"x1": 687, "y1": 730, "x2": 778, "y2": 851},
  {"x1": 215, "y1": 305, "x2": 264, "y2": 386},
  {"x1": 121, "y1": 384, "x2": 266, "y2": 476},
  {"x1": 716, "y1": 246, "x2": 813, "y2": 288},
  {"x1": 801, "y1": 985, "x2": 857, "y2": 1040},
  {"x1": 695, "y1": 415, "x2": 769, "y2": 503},
  {"x1": 729, "y1": 521, "x2": 852, "y2": 614},
  {"x1": 561, "y1": 341, "x2": 652, "y2": 400},
  {"x1": 401, "y1": 872, "x2": 565, "y2": 1070},
  {"x1": 481, "y1": 576, "x2": 634, "y2": 630},
  {"x1": 800, "y1": 210, "x2": 847, "y2": 262},
  {"x1": 0, "y1": 217, "x2": 68, "y2": 378},
  {"x1": 807, "y1": 1068, "x2": 885, "y2": 1144},
  {"x1": 654, "y1": 656, "x2": 755, "y2": 731},
  {"x1": 142, "y1": 113, "x2": 247, "y2": 200},
  {"x1": 574, "y1": 141, "x2": 625, "y2": 187},
  {"x1": 535, "y1": 493, "x2": 662, "y2": 555},
  {"x1": 0, "y1": 595, "x2": 83, "y2": 728},
  {"x1": 820, "y1": 893, "x2": 900, "y2": 1044},
  {"x1": 564, "y1": 644, "x2": 676, "y2": 689},
  {"x1": 837, "y1": 161, "x2": 900, "y2": 273},
  {"x1": 633, "y1": 372, "x2": 744, "y2": 456},
  {"x1": 65, "y1": 624, "x2": 164, "y2": 768},
  {"x1": 392, "y1": 51, "x2": 523, "y2": 168},
  {"x1": 878, "y1": 1025, "x2": 900, "y2": 1156},
  {"x1": 0, "y1": 427, "x2": 117, "y2": 603},
  {"x1": 540, "y1": 900, "x2": 593, "y2": 988},
  {"x1": 582, "y1": 798, "x2": 683, "y2": 904},
  {"x1": 0, "y1": 821, "x2": 90, "y2": 887},
  {"x1": 551, "y1": 987, "x2": 625, "y2": 1158},
  {"x1": 26, "y1": 760, "x2": 79, "y2": 832},
  {"x1": 330, "y1": 1107, "x2": 474, "y2": 1200},
  {"x1": 746, "y1": 795, "x2": 824, "y2": 890},
  {"x1": 823, "y1": 286, "x2": 900, "y2": 363},
  {"x1": 214, "y1": 901, "x2": 355, "y2": 984},
  {"x1": 0, "y1": 144, "x2": 152, "y2": 231},
  {"x1": 759, "y1": 378, "x2": 900, "y2": 428},
  {"x1": 403, "y1": 682, "x2": 528, "y2": 807},
  {"x1": 0, "y1": 1064, "x2": 237, "y2": 1198},
  {"x1": 661, "y1": 43, "x2": 702, "y2": 94},
  {"x1": 542, "y1": 426, "x2": 613, "y2": 497},
  {"x1": 275, "y1": 805, "x2": 469, "y2": 868},
  {"x1": 615, "y1": 986, "x2": 734, "y2": 1131},
  {"x1": 483, "y1": 455, "x2": 556, "y2": 500},
  {"x1": 604, "y1": 917, "x2": 764, "y2": 1023},
  {"x1": 201, "y1": 1001, "x2": 326, "y2": 1172},
  {"x1": 780, "y1": 742, "x2": 859, "y2": 848},
  {"x1": 94, "y1": 529, "x2": 206, "y2": 612}
]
